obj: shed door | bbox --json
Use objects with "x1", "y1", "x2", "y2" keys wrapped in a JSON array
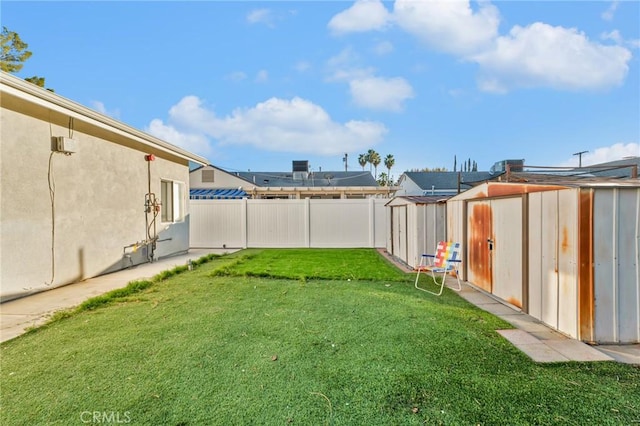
[
  {"x1": 392, "y1": 206, "x2": 407, "y2": 264},
  {"x1": 467, "y1": 200, "x2": 493, "y2": 292},
  {"x1": 467, "y1": 198, "x2": 523, "y2": 309}
]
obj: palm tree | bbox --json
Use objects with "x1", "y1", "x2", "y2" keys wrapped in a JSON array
[
  {"x1": 384, "y1": 154, "x2": 395, "y2": 185},
  {"x1": 358, "y1": 154, "x2": 367, "y2": 171},
  {"x1": 370, "y1": 151, "x2": 381, "y2": 179},
  {"x1": 366, "y1": 149, "x2": 376, "y2": 172}
]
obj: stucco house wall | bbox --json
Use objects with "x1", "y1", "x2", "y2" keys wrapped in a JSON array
[{"x1": 0, "y1": 73, "x2": 207, "y2": 301}]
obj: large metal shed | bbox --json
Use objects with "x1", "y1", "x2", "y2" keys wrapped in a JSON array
[
  {"x1": 385, "y1": 196, "x2": 449, "y2": 269},
  {"x1": 447, "y1": 180, "x2": 640, "y2": 344}
]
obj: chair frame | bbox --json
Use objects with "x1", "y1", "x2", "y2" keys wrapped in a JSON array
[{"x1": 414, "y1": 241, "x2": 462, "y2": 296}]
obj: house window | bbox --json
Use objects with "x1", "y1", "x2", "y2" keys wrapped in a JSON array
[
  {"x1": 202, "y1": 169, "x2": 215, "y2": 183},
  {"x1": 161, "y1": 180, "x2": 185, "y2": 223}
]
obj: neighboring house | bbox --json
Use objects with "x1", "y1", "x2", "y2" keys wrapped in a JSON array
[
  {"x1": 395, "y1": 171, "x2": 494, "y2": 197},
  {"x1": 0, "y1": 72, "x2": 207, "y2": 302},
  {"x1": 190, "y1": 162, "x2": 394, "y2": 199},
  {"x1": 575, "y1": 157, "x2": 639, "y2": 178}
]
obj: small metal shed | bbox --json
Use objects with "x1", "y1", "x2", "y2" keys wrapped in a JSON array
[
  {"x1": 447, "y1": 180, "x2": 640, "y2": 344},
  {"x1": 385, "y1": 196, "x2": 449, "y2": 269}
]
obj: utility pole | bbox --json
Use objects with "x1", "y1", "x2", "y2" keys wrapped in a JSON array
[
  {"x1": 573, "y1": 150, "x2": 588, "y2": 168},
  {"x1": 343, "y1": 153, "x2": 348, "y2": 172}
]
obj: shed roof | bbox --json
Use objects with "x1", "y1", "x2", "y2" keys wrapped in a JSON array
[{"x1": 385, "y1": 195, "x2": 451, "y2": 206}]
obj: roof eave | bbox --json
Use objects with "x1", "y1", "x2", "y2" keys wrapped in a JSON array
[{"x1": 1, "y1": 72, "x2": 208, "y2": 166}]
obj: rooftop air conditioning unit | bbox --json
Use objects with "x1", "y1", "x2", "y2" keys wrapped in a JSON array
[{"x1": 52, "y1": 136, "x2": 77, "y2": 154}]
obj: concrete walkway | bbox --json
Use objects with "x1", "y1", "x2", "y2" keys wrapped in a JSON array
[
  {"x1": 453, "y1": 281, "x2": 640, "y2": 365},
  {"x1": 0, "y1": 249, "x2": 234, "y2": 343}
]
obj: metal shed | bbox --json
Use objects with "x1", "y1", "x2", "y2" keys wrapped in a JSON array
[
  {"x1": 447, "y1": 180, "x2": 640, "y2": 344},
  {"x1": 385, "y1": 196, "x2": 449, "y2": 269}
]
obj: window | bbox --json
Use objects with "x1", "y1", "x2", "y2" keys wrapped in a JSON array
[
  {"x1": 202, "y1": 169, "x2": 215, "y2": 183},
  {"x1": 161, "y1": 180, "x2": 185, "y2": 223}
]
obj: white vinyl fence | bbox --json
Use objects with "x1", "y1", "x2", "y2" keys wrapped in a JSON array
[{"x1": 190, "y1": 198, "x2": 388, "y2": 248}]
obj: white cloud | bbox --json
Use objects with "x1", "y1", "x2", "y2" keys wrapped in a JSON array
[
  {"x1": 393, "y1": 0, "x2": 500, "y2": 56},
  {"x1": 90, "y1": 101, "x2": 120, "y2": 119},
  {"x1": 148, "y1": 96, "x2": 388, "y2": 157},
  {"x1": 294, "y1": 61, "x2": 311, "y2": 72},
  {"x1": 473, "y1": 23, "x2": 632, "y2": 92},
  {"x1": 325, "y1": 47, "x2": 413, "y2": 111},
  {"x1": 372, "y1": 40, "x2": 394, "y2": 55},
  {"x1": 255, "y1": 70, "x2": 269, "y2": 83},
  {"x1": 146, "y1": 119, "x2": 213, "y2": 158},
  {"x1": 601, "y1": 29, "x2": 640, "y2": 50},
  {"x1": 349, "y1": 77, "x2": 414, "y2": 112},
  {"x1": 334, "y1": 1, "x2": 634, "y2": 93},
  {"x1": 601, "y1": 29, "x2": 623, "y2": 44},
  {"x1": 558, "y1": 142, "x2": 639, "y2": 167},
  {"x1": 328, "y1": 0, "x2": 391, "y2": 35},
  {"x1": 247, "y1": 9, "x2": 274, "y2": 27},
  {"x1": 601, "y1": 1, "x2": 619, "y2": 21},
  {"x1": 226, "y1": 71, "x2": 247, "y2": 82},
  {"x1": 325, "y1": 47, "x2": 375, "y2": 82}
]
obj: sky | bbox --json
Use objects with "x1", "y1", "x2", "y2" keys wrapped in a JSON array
[{"x1": 3, "y1": 0, "x2": 639, "y2": 179}]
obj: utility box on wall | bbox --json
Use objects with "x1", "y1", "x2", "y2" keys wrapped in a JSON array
[{"x1": 52, "y1": 136, "x2": 78, "y2": 154}]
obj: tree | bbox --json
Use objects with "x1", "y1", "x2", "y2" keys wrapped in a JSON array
[
  {"x1": 453, "y1": 155, "x2": 457, "y2": 172},
  {"x1": 366, "y1": 149, "x2": 376, "y2": 172},
  {"x1": 409, "y1": 167, "x2": 447, "y2": 172},
  {"x1": 377, "y1": 172, "x2": 388, "y2": 186},
  {"x1": 1, "y1": 26, "x2": 32, "y2": 72},
  {"x1": 384, "y1": 154, "x2": 395, "y2": 186},
  {"x1": 370, "y1": 151, "x2": 381, "y2": 179},
  {"x1": 1, "y1": 27, "x2": 53, "y2": 91},
  {"x1": 358, "y1": 153, "x2": 367, "y2": 171}
]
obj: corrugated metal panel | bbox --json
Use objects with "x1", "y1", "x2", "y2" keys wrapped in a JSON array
[
  {"x1": 407, "y1": 204, "x2": 421, "y2": 268},
  {"x1": 557, "y1": 189, "x2": 579, "y2": 338},
  {"x1": 528, "y1": 192, "x2": 544, "y2": 320},
  {"x1": 593, "y1": 188, "x2": 640, "y2": 343},
  {"x1": 424, "y1": 203, "x2": 446, "y2": 261},
  {"x1": 540, "y1": 190, "x2": 560, "y2": 330},
  {"x1": 447, "y1": 199, "x2": 465, "y2": 279},
  {"x1": 391, "y1": 206, "x2": 408, "y2": 263}
]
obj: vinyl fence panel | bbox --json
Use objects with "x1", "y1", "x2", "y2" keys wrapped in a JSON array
[{"x1": 190, "y1": 198, "x2": 388, "y2": 249}]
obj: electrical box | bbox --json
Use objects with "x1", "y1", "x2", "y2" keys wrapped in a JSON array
[{"x1": 52, "y1": 136, "x2": 77, "y2": 154}]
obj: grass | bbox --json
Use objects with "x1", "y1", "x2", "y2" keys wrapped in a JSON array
[{"x1": 1, "y1": 249, "x2": 638, "y2": 425}]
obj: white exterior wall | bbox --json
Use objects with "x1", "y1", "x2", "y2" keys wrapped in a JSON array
[
  {"x1": 1, "y1": 76, "x2": 202, "y2": 301},
  {"x1": 190, "y1": 199, "x2": 387, "y2": 249},
  {"x1": 190, "y1": 165, "x2": 248, "y2": 189},
  {"x1": 395, "y1": 176, "x2": 424, "y2": 196}
]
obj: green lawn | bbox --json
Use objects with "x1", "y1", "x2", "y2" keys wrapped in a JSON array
[{"x1": 1, "y1": 249, "x2": 638, "y2": 425}]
